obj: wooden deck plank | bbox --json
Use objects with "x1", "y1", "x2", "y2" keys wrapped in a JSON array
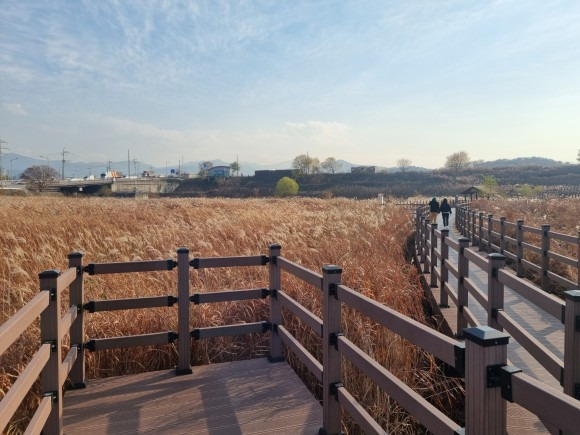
[
  {"x1": 423, "y1": 210, "x2": 567, "y2": 434},
  {"x1": 63, "y1": 358, "x2": 321, "y2": 434}
]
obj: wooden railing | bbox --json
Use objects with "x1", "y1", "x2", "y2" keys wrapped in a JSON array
[
  {"x1": 416, "y1": 203, "x2": 580, "y2": 432},
  {"x1": 1, "y1": 240, "x2": 579, "y2": 434},
  {"x1": 454, "y1": 203, "x2": 580, "y2": 290}
]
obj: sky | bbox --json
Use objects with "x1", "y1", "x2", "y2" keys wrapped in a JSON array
[{"x1": 1, "y1": 0, "x2": 579, "y2": 169}]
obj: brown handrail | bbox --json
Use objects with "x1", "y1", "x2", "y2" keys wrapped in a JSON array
[{"x1": 0, "y1": 292, "x2": 50, "y2": 355}]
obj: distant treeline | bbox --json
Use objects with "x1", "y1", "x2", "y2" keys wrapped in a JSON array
[{"x1": 168, "y1": 165, "x2": 580, "y2": 199}]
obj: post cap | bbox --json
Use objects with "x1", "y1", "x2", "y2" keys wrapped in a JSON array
[
  {"x1": 441, "y1": 228, "x2": 449, "y2": 233},
  {"x1": 463, "y1": 326, "x2": 510, "y2": 347},
  {"x1": 564, "y1": 290, "x2": 580, "y2": 302},
  {"x1": 68, "y1": 251, "x2": 84, "y2": 259},
  {"x1": 268, "y1": 243, "x2": 282, "y2": 249},
  {"x1": 500, "y1": 216, "x2": 506, "y2": 220},
  {"x1": 541, "y1": 224, "x2": 550, "y2": 229},
  {"x1": 458, "y1": 237, "x2": 470, "y2": 244},
  {"x1": 487, "y1": 253, "x2": 506, "y2": 261},
  {"x1": 38, "y1": 269, "x2": 60, "y2": 279},
  {"x1": 322, "y1": 265, "x2": 342, "y2": 274},
  {"x1": 177, "y1": 247, "x2": 190, "y2": 254}
]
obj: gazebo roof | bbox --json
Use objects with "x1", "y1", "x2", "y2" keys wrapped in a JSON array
[{"x1": 460, "y1": 186, "x2": 483, "y2": 195}]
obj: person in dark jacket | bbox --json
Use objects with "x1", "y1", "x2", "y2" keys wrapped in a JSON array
[
  {"x1": 440, "y1": 198, "x2": 452, "y2": 227},
  {"x1": 428, "y1": 197, "x2": 439, "y2": 224}
]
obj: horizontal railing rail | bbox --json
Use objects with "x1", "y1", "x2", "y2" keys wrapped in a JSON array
[
  {"x1": 454, "y1": 203, "x2": 579, "y2": 290},
  {"x1": 0, "y1": 262, "x2": 83, "y2": 434},
  {"x1": 416, "y1": 203, "x2": 580, "y2": 434},
  {"x1": 2, "y1": 234, "x2": 579, "y2": 434}
]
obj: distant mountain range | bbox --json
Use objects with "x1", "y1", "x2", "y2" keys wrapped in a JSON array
[{"x1": 1, "y1": 153, "x2": 572, "y2": 179}]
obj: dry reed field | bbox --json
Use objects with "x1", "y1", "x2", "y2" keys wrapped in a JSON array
[
  {"x1": 472, "y1": 198, "x2": 580, "y2": 286},
  {"x1": 0, "y1": 197, "x2": 460, "y2": 433}
]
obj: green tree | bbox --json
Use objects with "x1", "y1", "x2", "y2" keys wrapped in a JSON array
[
  {"x1": 444, "y1": 151, "x2": 470, "y2": 174},
  {"x1": 517, "y1": 184, "x2": 542, "y2": 198},
  {"x1": 482, "y1": 175, "x2": 498, "y2": 198},
  {"x1": 21, "y1": 165, "x2": 59, "y2": 192},
  {"x1": 320, "y1": 157, "x2": 342, "y2": 174},
  {"x1": 230, "y1": 161, "x2": 240, "y2": 176},
  {"x1": 275, "y1": 177, "x2": 299, "y2": 197},
  {"x1": 292, "y1": 154, "x2": 320, "y2": 176}
]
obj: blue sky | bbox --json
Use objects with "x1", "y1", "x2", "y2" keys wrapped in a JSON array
[{"x1": 1, "y1": 0, "x2": 579, "y2": 168}]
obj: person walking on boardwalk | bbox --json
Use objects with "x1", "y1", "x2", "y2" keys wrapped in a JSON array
[
  {"x1": 440, "y1": 198, "x2": 452, "y2": 228},
  {"x1": 428, "y1": 197, "x2": 439, "y2": 224}
]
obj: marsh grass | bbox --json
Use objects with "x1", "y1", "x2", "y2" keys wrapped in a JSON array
[{"x1": 1, "y1": 197, "x2": 461, "y2": 433}]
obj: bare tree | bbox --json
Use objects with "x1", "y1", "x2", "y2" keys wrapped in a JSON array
[
  {"x1": 396, "y1": 158, "x2": 412, "y2": 172},
  {"x1": 445, "y1": 151, "x2": 470, "y2": 174},
  {"x1": 292, "y1": 154, "x2": 320, "y2": 176},
  {"x1": 229, "y1": 161, "x2": 240, "y2": 176},
  {"x1": 320, "y1": 157, "x2": 342, "y2": 174},
  {"x1": 21, "y1": 165, "x2": 59, "y2": 192},
  {"x1": 198, "y1": 161, "x2": 213, "y2": 177}
]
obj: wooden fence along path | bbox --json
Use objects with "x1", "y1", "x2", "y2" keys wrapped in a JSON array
[{"x1": 1, "y1": 205, "x2": 579, "y2": 433}]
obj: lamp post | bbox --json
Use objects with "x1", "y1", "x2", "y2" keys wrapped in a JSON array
[{"x1": 9, "y1": 157, "x2": 18, "y2": 180}]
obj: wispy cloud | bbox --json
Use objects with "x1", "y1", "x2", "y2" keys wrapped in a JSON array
[{"x1": 2, "y1": 102, "x2": 27, "y2": 115}]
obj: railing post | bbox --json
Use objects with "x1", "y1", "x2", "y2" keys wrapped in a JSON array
[
  {"x1": 464, "y1": 326, "x2": 509, "y2": 434},
  {"x1": 471, "y1": 210, "x2": 477, "y2": 246},
  {"x1": 487, "y1": 214, "x2": 493, "y2": 254},
  {"x1": 487, "y1": 254, "x2": 505, "y2": 331},
  {"x1": 39, "y1": 269, "x2": 62, "y2": 435},
  {"x1": 68, "y1": 252, "x2": 85, "y2": 388},
  {"x1": 478, "y1": 212, "x2": 485, "y2": 251},
  {"x1": 268, "y1": 243, "x2": 283, "y2": 362},
  {"x1": 322, "y1": 265, "x2": 343, "y2": 435},
  {"x1": 416, "y1": 209, "x2": 421, "y2": 254},
  {"x1": 499, "y1": 217, "x2": 506, "y2": 255},
  {"x1": 423, "y1": 218, "x2": 431, "y2": 274},
  {"x1": 176, "y1": 247, "x2": 192, "y2": 375},
  {"x1": 541, "y1": 224, "x2": 550, "y2": 291},
  {"x1": 577, "y1": 231, "x2": 580, "y2": 288},
  {"x1": 420, "y1": 215, "x2": 426, "y2": 265},
  {"x1": 430, "y1": 223, "x2": 438, "y2": 287},
  {"x1": 563, "y1": 290, "x2": 580, "y2": 401},
  {"x1": 457, "y1": 238, "x2": 470, "y2": 338},
  {"x1": 440, "y1": 229, "x2": 450, "y2": 308},
  {"x1": 516, "y1": 219, "x2": 525, "y2": 277}
]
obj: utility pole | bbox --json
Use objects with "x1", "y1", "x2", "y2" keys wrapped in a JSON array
[
  {"x1": 0, "y1": 138, "x2": 8, "y2": 180},
  {"x1": 10, "y1": 158, "x2": 18, "y2": 180},
  {"x1": 133, "y1": 158, "x2": 138, "y2": 177},
  {"x1": 165, "y1": 161, "x2": 168, "y2": 176},
  {"x1": 127, "y1": 150, "x2": 130, "y2": 178},
  {"x1": 60, "y1": 148, "x2": 69, "y2": 180}
]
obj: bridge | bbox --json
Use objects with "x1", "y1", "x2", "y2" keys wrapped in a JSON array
[
  {"x1": 0, "y1": 203, "x2": 579, "y2": 434},
  {"x1": 46, "y1": 178, "x2": 181, "y2": 195}
]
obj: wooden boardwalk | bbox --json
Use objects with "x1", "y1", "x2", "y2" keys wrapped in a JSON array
[
  {"x1": 63, "y1": 358, "x2": 322, "y2": 434},
  {"x1": 425, "y1": 211, "x2": 565, "y2": 434}
]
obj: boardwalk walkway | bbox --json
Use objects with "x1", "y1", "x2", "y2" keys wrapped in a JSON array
[
  {"x1": 63, "y1": 358, "x2": 322, "y2": 434},
  {"x1": 426, "y1": 210, "x2": 565, "y2": 434}
]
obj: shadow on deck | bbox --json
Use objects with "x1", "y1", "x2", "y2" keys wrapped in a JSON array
[{"x1": 63, "y1": 358, "x2": 321, "y2": 434}]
